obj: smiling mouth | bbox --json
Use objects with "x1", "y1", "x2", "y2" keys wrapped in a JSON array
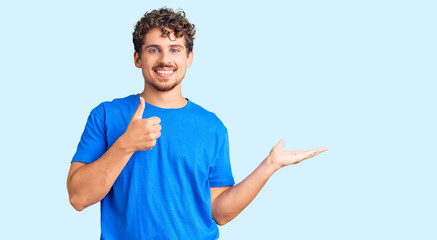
[{"x1": 154, "y1": 68, "x2": 175, "y2": 78}]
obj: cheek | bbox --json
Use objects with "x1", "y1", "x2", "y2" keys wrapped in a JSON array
[
  {"x1": 177, "y1": 59, "x2": 188, "y2": 68},
  {"x1": 142, "y1": 62, "x2": 154, "y2": 72},
  {"x1": 142, "y1": 67, "x2": 153, "y2": 77}
]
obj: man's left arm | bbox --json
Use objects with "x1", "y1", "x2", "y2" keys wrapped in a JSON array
[{"x1": 210, "y1": 139, "x2": 328, "y2": 225}]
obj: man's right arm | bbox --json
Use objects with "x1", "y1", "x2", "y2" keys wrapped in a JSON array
[
  {"x1": 67, "y1": 137, "x2": 134, "y2": 211},
  {"x1": 67, "y1": 97, "x2": 161, "y2": 211}
]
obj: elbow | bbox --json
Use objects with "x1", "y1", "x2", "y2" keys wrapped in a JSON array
[
  {"x1": 212, "y1": 206, "x2": 235, "y2": 226},
  {"x1": 214, "y1": 215, "x2": 232, "y2": 226},
  {"x1": 69, "y1": 194, "x2": 87, "y2": 212},
  {"x1": 215, "y1": 219, "x2": 229, "y2": 226},
  {"x1": 68, "y1": 187, "x2": 103, "y2": 212},
  {"x1": 71, "y1": 203, "x2": 85, "y2": 212}
]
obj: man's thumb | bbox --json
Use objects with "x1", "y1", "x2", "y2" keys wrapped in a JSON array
[
  {"x1": 275, "y1": 139, "x2": 285, "y2": 149},
  {"x1": 133, "y1": 97, "x2": 145, "y2": 120}
]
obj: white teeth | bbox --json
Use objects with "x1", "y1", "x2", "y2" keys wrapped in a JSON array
[{"x1": 157, "y1": 70, "x2": 173, "y2": 74}]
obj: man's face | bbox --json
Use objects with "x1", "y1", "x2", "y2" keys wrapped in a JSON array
[{"x1": 134, "y1": 28, "x2": 193, "y2": 92}]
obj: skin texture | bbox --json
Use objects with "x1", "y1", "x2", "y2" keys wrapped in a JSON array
[
  {"x1": 134, "y1": 28, "x2": 192, "y2": 92},
  {"x1": 67, "y1": 27, "x2": 328, "y2": 226},
  {"x1": 134, "y1": 28, "x2": 193, "y2": 108}
]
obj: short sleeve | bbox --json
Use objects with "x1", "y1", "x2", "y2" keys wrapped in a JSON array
[
  {"x1": 71, "y1": 104, "x2": 108, "y2": 164},
  {"x1": 209, "y1": 128, "x2": 235, "y2": 187}
]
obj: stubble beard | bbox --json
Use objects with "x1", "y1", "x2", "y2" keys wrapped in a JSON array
[{"x1": 145, "y1": 76, "x2": 183, "y2": 92}]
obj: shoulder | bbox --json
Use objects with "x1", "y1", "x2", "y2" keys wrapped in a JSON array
[
  {"x1": 89, "y1": 94, "x2": 137, "y2": 120},
  {"x1": 188, "y1": 100, "x2": 227, "y2": 133}
]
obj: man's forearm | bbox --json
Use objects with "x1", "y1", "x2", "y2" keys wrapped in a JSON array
[
  {"x1": 68, "y1": 98, "x2": 163, "y2": 211},
  {"x1": 211, "y1": 140, "x2": 328, "y2": 225},
  {"x1": 67, "y1": 136, "x2": 134, "y2": 211},
  {"x1": 211, "y1": 156, "x2": 280, "y2": 225}
]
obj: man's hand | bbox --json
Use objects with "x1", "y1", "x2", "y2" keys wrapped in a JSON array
[
  {"x1": 268, "y1": 139, "x2": 328, "y2": 170},
  {"x1": 121, "y1": 97, "x2": 162, "y2": 153}
]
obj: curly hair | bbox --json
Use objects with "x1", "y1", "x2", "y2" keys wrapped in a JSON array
[{"x1": 133, "y1": 7, "x2": 196, "y2": 55}]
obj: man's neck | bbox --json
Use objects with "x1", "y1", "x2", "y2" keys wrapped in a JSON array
[{"x1": 138, "y1": 85, "x2": 187, "y2": 109}]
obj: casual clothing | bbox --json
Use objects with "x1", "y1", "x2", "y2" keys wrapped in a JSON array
[{"x1": 72, "y1": 94, "x2": 234, "y2": 240}]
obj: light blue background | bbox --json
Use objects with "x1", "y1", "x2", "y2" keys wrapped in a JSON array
[{"x1": 0, "y1": 0, "x2": 435, "y2": 239}]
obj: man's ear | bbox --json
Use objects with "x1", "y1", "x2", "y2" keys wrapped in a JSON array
[
  {"x1": 186, "y1": 51, "x2": 193, "y2": 68},
  {"x1": 134, "y1": 51, "x2": 142, "y2": 68}
]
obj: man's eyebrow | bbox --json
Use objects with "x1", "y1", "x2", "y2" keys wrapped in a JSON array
[
  {"x1": 169, "y1": 44, "x2": 185, "y2": 48},
  {"x1": 144, "y1": 44, "x2": 160, "y2": 49},
  {"x1": 144, "y1": 44, "x2": 185, "y2": 49}
]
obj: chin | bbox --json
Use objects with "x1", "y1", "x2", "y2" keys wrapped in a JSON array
[{"x1": 147, "y1": 79, "x2": 181, "y2": 92}]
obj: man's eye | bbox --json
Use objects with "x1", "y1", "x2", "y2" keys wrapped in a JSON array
[
  {"x1": 171, "y1": 49, "x2": 180, "y2": 53},
  {"x1": 149, "y1": 49, "x2": 159, "y2": 53}
]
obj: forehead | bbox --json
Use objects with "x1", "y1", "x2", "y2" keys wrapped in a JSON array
[{"x1": 143, "y1": 28, "x2": 186, "y2": 47}]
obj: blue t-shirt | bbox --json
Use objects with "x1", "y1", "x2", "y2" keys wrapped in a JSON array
[{"x1": 72, "y1": 94, "x2": 235, "y2": 240}]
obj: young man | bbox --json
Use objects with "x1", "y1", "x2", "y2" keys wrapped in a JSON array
[{"x1": 67, "y1": 7, "x2": 327, "y2": 240}]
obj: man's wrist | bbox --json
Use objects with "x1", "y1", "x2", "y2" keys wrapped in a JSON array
[
  {"x1": 263, "y1": 155, "x2": 282, "y2": 174},
  {"x1": 114, "y1": 135, "x2": 134, "y2": 155}
]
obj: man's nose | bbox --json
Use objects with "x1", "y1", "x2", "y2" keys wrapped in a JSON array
[{"x1": 159, "y1": 50, "x2": 172, "y2": 63}]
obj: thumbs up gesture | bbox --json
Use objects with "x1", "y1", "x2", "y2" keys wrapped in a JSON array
[{"x1": 122, "y1": 97, "x2": 162, "y2": 152}]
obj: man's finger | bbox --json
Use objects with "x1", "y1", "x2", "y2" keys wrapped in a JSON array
[
  {"x1": 316, "y1": 147, "x2": 328, "y2": 152},
  {"x1": 303, "y1": 147, "x2": 328, "y2": 154},
  {"x1": 132, "y1": 97, "x2": 145, "y2": 120},
  {"x1": 304, "y1": 148, "x2": 328, "y2": 158},
  {"x1": 153, "y1": 124, "x2": 162, "y2": 132},
  {"x1": 275, "y1": 139, "x2": 285, "y2": 149},
  {"x1": 289, "y1": 147, "x2": 327, "y2": 155},
  {"x1": 148, "y1": 116, "x2": 161, "y2": 125}
]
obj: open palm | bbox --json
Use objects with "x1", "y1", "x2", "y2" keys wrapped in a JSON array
[{"x1": 269, "y1": 139, "x2": 328, "y2": 168}]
